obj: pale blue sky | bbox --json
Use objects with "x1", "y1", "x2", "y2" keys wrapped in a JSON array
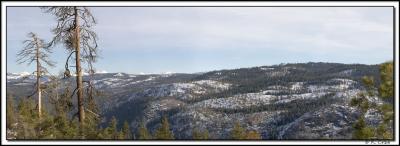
[{"x1": 6, "y1": 7, "x2": 393, "y2": 74}]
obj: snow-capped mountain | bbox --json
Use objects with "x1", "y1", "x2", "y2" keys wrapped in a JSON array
[
  {"x1": 6, "y1": 72, "x2": 53, "y2": 84},
  {"x1": 6, "y1": 62, "x2": 383, "y2": 139},
  {"x1": 7, "y1": 72, "x2": 33, "y2": 80}
]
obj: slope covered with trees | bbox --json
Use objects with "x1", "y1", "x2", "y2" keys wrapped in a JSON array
[{"x1": 5, "y1": 6, "x2": 394, "y2": 140}]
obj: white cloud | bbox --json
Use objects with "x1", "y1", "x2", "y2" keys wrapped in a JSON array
[
  {"x1": 93, "y1": 7, "x2": 392, "y2": 55},
  {"x1": 7, "y1": 7, "x2": 393, "y2": 74}
]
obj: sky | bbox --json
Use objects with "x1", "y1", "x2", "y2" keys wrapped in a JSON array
[{"x1": 6, "y1": 7, "x2": 393, "y2": 74}]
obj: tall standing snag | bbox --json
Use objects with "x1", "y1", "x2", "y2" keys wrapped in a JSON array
[
  {"x1": 42, "y1": 7, "x2": 99, "y2": 125},
  {"x1": 16, "y1": 32, "x2": 55, "y2": 119}
]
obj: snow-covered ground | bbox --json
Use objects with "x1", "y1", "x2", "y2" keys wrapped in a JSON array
[
  {"x1": 260, "y1": 67, "x2": 274, "y2": 71},
  {"x1": 6, "y1": 72, "x2": 31, "y2": 80},
  {"x1": 274, "y1": 92, "x2": 329, "y2": 104},
  {"x1": 137, "y1": 80, "x2": 231, "y2": 101},
  {"x1": 93, "y1": 75, "x2": 158, "y2": 88},
  {"x1": 192, "y1": 80, "x2": 231, "y2": 90},
  {"x1": 7, "y1": 66, "x2": 385, "y2": 139},
  {"x1": 193, "y1": 92, "x2": 275, "y2": 109},
  {"x1": 193, "y1": 78, "x2": 361, "y2": 110}
]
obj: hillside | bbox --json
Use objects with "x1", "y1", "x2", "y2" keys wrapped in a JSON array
[{"x1": 6, "y1": 62, "x2": 383, "y2": 139}]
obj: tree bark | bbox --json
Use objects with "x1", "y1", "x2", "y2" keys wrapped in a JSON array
[
  {"x1": 35, "y1": 36, "x2": 41, "y2": 119},
  {"x1": 74, "y1": 6, "x2": 85, "y2": 124}
]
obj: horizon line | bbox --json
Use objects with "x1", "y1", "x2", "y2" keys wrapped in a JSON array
[{"x1": 7, "y1": 61, "x2": 391, "y2": 76}]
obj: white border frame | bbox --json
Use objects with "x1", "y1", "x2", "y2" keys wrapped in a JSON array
[{"x1": 1, "y1": 1, "x2": 399, "y2": 145}]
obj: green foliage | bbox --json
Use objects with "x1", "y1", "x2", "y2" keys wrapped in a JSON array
[
  {"x1": 192, "y1": 62, "x2": 380, "y2": 103},
  {"x1": 36, "y1": 112, "x2": 57, "y2": 139},
  {"x1": 7, "y1": 80, "x2": 115, "y2": 140},
  {"x1": 378, "y1": 62, "x2": 393, "y2": 99},
  {"x1": 52, "y1": 113, "x2": 79, "y2": 139},
  {"x1": 245, "y1": 130, "x2": 262, "y2": 140},
  {"x1": 6, "y1": 94, "x2": 16, "y2": 129},
  {"x1": 138, "y1": 121, "x2": 152, "y2": 140},
  {"x1": 102, "y1": 116, "x2": 119, "y2": 139},
  {"x1": 230, "y1": 122, "x2": 262, "y2": 140},
  {"x1": 83, "y1": 90, "x2": 103, "y2": 139},
  {"x1": 154, "y1": 116, "x2": 174, "y2": 140},
  {"x1": 230, "y1": 122, "x2": 246, "y2": 139},
  {"x1": 352, "y1": 117, "x2": 373, "y2": 139},
  {"x1": 353, "y1": 127, "x2": 375, "y2": 139},
  {"x1": 15, "y1": 98, "x2": 38, "y2": 139},
  {"x1": 192, "y1": 128, "x2": 209, "y2": 140},
  {"x1": 379, "y1": 104, "x2": 394, "y2": 123},
  {"x1": 361, "y1": 76, "x2": 375, "y2": 91},
  {"x1": 350, "y1": 62, "x2": 394, "y2": 140},
  {"x1": 82, "y1": 118, "x2": 100, "y2": 139},
  {"x1": 350, "y1": 97, "x2": 362, "y2": 107},
  {"x1": 122, "y1": 121, "x2": 132, "y2": 139},
  {"x1": 376, "y1": 124, "x2": 392, "y2": 139}
]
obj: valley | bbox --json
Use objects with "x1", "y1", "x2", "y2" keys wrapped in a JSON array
[{"x1": 6, "y1": 62, "x2": 383, "y2": 139}]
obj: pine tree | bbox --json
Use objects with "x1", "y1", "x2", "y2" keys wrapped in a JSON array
[
  {"x1": 6, "y1": 94, "x2": 17, "y2": 139},
  {"x1": 46, "y1": 78, "x2": 79, "y2": 139},
  {"x1": 52, "y1": 112, "x2": 79, "y2": 139},
  {"x1": 352, "y1": 117, "x2": 374, "y2": 139},
  {"x1": 376, "y1": 62, "x2": 394, "y2": 139},
  {"x1": 16, "y1": 98, "x2": 38, "y2": 139},
  {"x1": 192, "y1": 128, "x2": 209, "y2": 140},
  {"x1": 350, "y1": 61, "x2": 394, "y2": 139},
  {"x1": 6, "y1": 94, "x2": 16, "y2": 130},
  {"x1": 16, "y1": 32, "x2": 55, "y2": 119},
  {"x1": 245, "y1": 130, "x2": 262, "y2": 140},
  {"x1": 378, "y1": 62, "x2": 393, "y2": 99},
  {"x1": 122, "y1": 121, "x2": 132, "y2": 139},
  {"x1": 106, "y1": 116, "x2": 119, "y2": 139},
  {"x1": 230, "y1": 122, "x2": 246, "y2": 139},
  {"x1": 154, "y1": 116, "x2": 174, "y2": 140},
  {"x1": 117, "y1": 131, "x2": 125, "y2": 140},
  {"x1": 203, "y1": 130, "x2": 210, "y2": 140},
  {"x1": 138, "y1": 121, "x2": 152, "y2": 140},
  {"x1": 35, "y1": 109, "x2": 57, "y2": 139},
  {"x1": 192, "y1": 128, "x2": 201, "y2": 139},
  {"x1": 82, "y1": 88, "x2": 102, "y2": 139}
]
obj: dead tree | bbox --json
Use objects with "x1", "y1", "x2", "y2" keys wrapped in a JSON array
[
  {"x1": 42, "y1": 7, "x2": 98, "y2": 125},
  {"x1": 16, "y1": 32, "x2": 55, "y2": 119}
]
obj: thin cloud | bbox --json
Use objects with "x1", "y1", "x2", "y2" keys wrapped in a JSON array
[{"x1": 7, "y1": 7, "x2": 393, "y2": 74}]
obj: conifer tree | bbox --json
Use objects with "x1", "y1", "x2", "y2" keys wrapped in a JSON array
[
  {"x1": 16, "y1": 98, "x2": 38, "y2": 139},
  {"x1": 122, "y1": 121, "x2": 132, "y2": 139},
  {"x1": 192, "y1": 128, "x2": 209, "y2": 140},
  {"x1": 138, "y1": 121, "x2": 152, "y2": 140},
  {"x1": 230, "y1": 122, "x2": 246, "y2": 139},
  {"x1": 82, "y1": 88, "x2": 102, "y2": 139},
  {"x1": 376, "y1": 62, "x2": 394, "y2": 139},
  {"x1": 106, "y1": 116, "x2": 119, "y2": 139},
  {"x1": 6, "y1": 94, "x2": 16, "y2": 130},
  {"x1": 245, "y1": 130, "x2": 262, "y2": 140},
  {"x1": 154, "y1": 116, "x2": 174, "y2": 140},
  {"x1": 350, "y1": 61, "x2": 394, "y2": 139},
  {"x1": 378, "y1": 62, "x2": 394, "y2": 99},
  {"x1": 352, "y1": 117, "x2": 374, "y2": 139},
  {"x1": 6, "y1": 94, "x2": 18, "y2": 139},
  {"x1": 47, "y1": 76, "x2": 79, "y2": 139}
]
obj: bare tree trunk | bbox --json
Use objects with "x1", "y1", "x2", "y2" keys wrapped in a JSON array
[
  {"x1": 35, "y1": 37, "x2": 42, "y2": 119},
  {"x1": 74, "y1": 6, "x2": 85, "y2": 124}
]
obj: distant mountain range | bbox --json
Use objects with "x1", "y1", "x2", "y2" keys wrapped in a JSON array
[{"x1": 6, "y1": 62, "x2": 383, "y2": 139}]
